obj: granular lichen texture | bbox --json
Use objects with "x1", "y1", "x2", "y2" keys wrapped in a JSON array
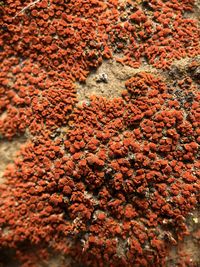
[{"x1": 0, "y1": 0, "x2": 200, "y2": 267}]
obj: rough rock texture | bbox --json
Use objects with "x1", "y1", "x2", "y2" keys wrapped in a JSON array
[
  {"x1": 0, "y1": 136, "x2": 27, "y2": 184},
  {"x1": 0, "y1": 0, "x2": 200, "y2": 267}
]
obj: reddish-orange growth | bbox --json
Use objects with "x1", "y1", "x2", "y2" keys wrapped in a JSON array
[
  {"x1": 1, "y1": 71, "x2": 199, "y2": 266},
  {"x1": 0, "y1": 0, "x2": 200, "y2": 266}
]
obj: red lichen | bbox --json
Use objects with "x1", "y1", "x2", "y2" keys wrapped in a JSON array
[
  {"x1": 1, "y1": 70, "x2": 199, "y2": 266},
  {"x1": 1, "y1": 0, "x2": 199, "y2": 139},
  {"x1": 0, "y1": 0, "x2": 200, "y2": 266}
]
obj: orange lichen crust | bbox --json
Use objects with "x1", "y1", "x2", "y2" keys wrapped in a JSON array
[
  {"x1": 1, "y1": 72, "x2": 200, "y2": 266},
  {"x1": 0, "y1": 0, "x2": 200, "y2": 266},
  {"x1": 1, "y1": 0, "x2": 199, "y2": 139},
  {"x1": 0, "y1": 59, "x2": 77, "y2": 139}
]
